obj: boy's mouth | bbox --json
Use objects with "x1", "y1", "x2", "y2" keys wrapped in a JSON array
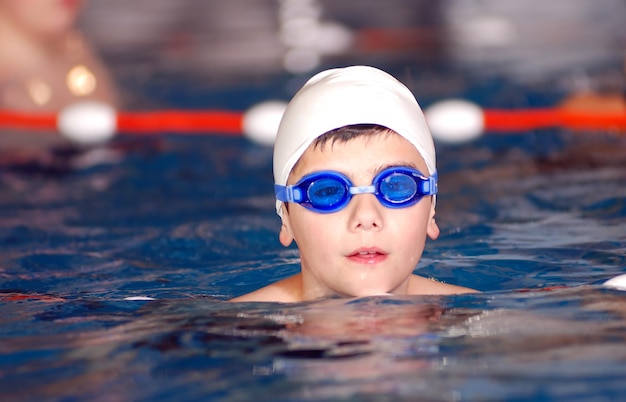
[{"x1": 347, "y1": 248, "x2": 388, "y2": 264}]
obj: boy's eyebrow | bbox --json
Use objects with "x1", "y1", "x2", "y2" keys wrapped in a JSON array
[
  {"x1": 372, "y1": 162, "x2": 419, "y2": 176},
  {"x1": 292, "y1": 162, "x2": 424, "y2": 183}
]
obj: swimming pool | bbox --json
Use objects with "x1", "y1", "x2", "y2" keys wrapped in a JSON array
[{"x1": 2, "y1": 59, "x2": 626, "y2": 401}]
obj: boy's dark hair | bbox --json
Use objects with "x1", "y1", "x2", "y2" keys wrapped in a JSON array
[{"x1": 311, "y1": 124, "x2": 393, "y2": 151}]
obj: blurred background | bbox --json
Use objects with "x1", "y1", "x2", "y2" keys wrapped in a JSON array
[
  {"x1": 78, "y1": 0, "x2": 625, "y2": 107},
  {"x1": 0, "y1": 0, "x2": 624, "y2": 168},
  {"x1": 2, "y1": 0, "x2": 624, "y2": 117}
]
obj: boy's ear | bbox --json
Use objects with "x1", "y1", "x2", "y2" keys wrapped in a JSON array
[
  {"x1": 426, "y1": 203, "x2": 440, "y2": 240},
  {"x1": 279, "y1": 208, "x2": 294, "y2": 247}
]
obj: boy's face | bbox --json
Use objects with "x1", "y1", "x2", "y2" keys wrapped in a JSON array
[{"x1": 279, "y1": 132, "x2": 440, "y2": 300}]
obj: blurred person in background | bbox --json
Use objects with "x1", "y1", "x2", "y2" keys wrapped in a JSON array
[{"x1": 0, "y1": 0, "x2": 117, "y2": 166}]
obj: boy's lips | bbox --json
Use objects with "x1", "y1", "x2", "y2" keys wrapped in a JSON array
[{"x1": 346, "y1": 247, "x2": 388, "y2": 264}]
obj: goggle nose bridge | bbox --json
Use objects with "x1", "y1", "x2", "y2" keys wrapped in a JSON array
[{"x1": 349, "y1": 185, "x2": 376, "y2": 195}]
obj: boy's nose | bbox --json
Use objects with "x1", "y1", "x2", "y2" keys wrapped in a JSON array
[{"x1": 347, "y1": 194, "x2": 384, "y2": 231}]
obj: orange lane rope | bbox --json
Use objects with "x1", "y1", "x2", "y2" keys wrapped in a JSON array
[
  {"x1": 1, "y1": 107, "x2": 625, "y2": 134},
  {"x1": 0, "y1": 109, "x2": 245, "y2": 134},
  {"x1": 483, "y1": 109, "x2": 626, "y2": 132}
]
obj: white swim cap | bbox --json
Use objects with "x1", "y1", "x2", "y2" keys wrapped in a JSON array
[{"x1": 273, "y1": 65, "x2": 436, "y2": 217}]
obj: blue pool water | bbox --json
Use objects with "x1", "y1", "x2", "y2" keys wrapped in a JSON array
[{"x1": 1, "y1": 73, "x2": 626, "y2": 401}]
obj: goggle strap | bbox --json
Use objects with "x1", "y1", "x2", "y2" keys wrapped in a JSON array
[
  {"x1": 274, "y1": 184, "x2": 303, "y2": 202},
  {"x1": 421, "y1": 175, "x2": 438, "y2": 195}
]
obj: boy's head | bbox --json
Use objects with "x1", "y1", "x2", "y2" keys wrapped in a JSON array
[
  {"x1": 271, "y1": 66, "x2": 440, "y2": 299},
  {"x1": 273, "y1": 65, "x2": 436, "y2": 218}
]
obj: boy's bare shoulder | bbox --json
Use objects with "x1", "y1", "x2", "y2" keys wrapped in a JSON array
[
  {"x1": 229, "y1": 274, "x2": 303, "y2": 303},
  {"x1": 230, "y1": 273, "x2": 476, "y2": 302},
  {"x1": 409, "y1": 274, "x2": 478, "y2": 295}
]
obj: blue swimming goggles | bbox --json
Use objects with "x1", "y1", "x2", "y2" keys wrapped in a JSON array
[{"x1": 275, "y1": 166, "x2": 437, "y2": 213}]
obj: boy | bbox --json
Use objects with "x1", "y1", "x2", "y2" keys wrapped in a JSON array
[{"x1": 232, "y1": 66, "x2": 476, "y2": 302}]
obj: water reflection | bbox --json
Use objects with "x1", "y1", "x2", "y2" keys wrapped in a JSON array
[{"x1": 3, "y1": 288, "x2": 624, "y2": 400}]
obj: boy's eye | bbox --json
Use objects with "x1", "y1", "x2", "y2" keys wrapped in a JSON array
[
  {"x1": 308, "y1": 178, "x2": 346, "y2": 205},
  {"x1": 380, "y1": 173, "x2": 417, "y2": 201}
]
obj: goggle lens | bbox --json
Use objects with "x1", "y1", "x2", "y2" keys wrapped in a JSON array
[
  {"x1": 308, "y1": 177, "x2": 347, "y2": 210},
  {"x1": 380, "y1": 172, "x2": 417, "y2": 203}
]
